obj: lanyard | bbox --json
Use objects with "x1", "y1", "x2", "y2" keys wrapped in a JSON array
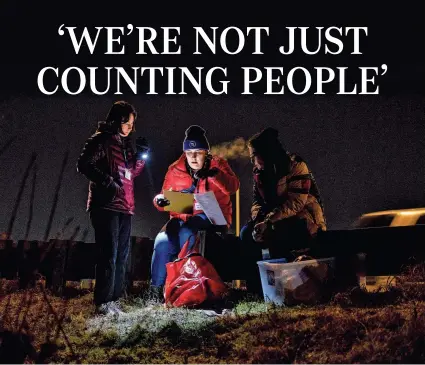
[
  {"x1": 118, "y1": 135, "x2": 129, "y2": 169},
  {"x1": 181, "y1": 181, "x2": 197, "y2": 194},
  {"x1": 122, "y1": 148, "x2": 129, "y2": 169}
]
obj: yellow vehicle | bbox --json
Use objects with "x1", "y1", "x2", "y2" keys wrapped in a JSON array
[{"x1": 352, "y1": 207, "x2": 425, "y2": 228}]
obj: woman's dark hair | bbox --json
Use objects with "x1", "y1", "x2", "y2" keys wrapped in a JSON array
[{"x1": 105, "y1": 100, "x2": 137, "y2": 133}]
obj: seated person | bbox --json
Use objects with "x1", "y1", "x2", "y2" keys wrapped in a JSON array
[
  {"x1": 240, "y1": 127, "x2": 326, "y2": 295},
  {"x1": 150, "y1": 125, "x2": 240, "y2": 292}
]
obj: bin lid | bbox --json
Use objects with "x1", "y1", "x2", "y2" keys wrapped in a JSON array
[
  {"x1": 256, "y1": 258, "x2": 287, "y2": 265},
  {"x1": 257, "y1": 257, "x2": 335, "y2": 268}
]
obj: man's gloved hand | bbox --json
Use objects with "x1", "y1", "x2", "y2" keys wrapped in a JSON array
[
  {"x1": 251, "y1": 209, "x2": 265, "y2": 225},
  {"x1": 135, "y1": 137, "x2": 150, "y2": 160},
  {"x1": 193, "y1": 167, "x2": 219, "y2": 180},
  {"x1": 252, "y1": 219, "x2": 274, "y2": 243},
  {"x1": 252, "y1": 221, "x2": 267, "y2": 243},
  {"x1": 155, "y1": 194, "x2": 170, "y2": 207}
]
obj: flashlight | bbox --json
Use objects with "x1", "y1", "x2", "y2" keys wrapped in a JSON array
[{"x1": 136, "y1": 137, "x2": 150, "y2": 161}]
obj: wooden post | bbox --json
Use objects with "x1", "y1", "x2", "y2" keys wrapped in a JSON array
[
  {"x1": 234, "y1": 188, "x2": 241, "y2": 289},
  {"x1": 236, "y1": 188, "x2": 240, "y2": 237}
]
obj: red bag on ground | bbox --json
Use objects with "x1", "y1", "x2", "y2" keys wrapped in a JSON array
[{"x1": 164, "y1": 234, "x2": 228, "y2": 308}]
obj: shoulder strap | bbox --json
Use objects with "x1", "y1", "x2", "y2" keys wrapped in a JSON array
[
  {"x1": 290, "y1": 153, "x2": 326, "y2": 220},
  {"x1": 178, "y1": 234, "x2": 200, "y2": 259}
]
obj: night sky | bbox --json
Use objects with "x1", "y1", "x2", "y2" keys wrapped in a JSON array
[{"x1": 0, "y1": 3, "x2": 424, "y2": 243}]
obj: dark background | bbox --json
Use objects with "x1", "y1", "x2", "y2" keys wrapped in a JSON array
[{"x1": 0, "y1": 2, "x2": 424, "y2": 242}]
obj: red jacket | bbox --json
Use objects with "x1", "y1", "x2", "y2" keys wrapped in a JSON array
[{"x1": 153, "y1": 154, "x2": 239, "y2": 226}]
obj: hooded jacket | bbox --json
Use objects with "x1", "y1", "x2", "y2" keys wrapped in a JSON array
[
  {"x1": 77, "y1": 121, "x2": 145, "y2": 214},
  {"x1": 153, "y1": 154, "x2": 239, "y2": 226},
  {"x1": 251, "y1": 152, "x2": 326, "y2": 236}
]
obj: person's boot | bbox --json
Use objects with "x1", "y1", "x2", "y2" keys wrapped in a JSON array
[
  {"x1": 95, "y1": 301, "x2": 123, "y2": 316},
  {"x1": 144, "y1": 285, "x2": 164, "y2": 304},
  {"x1": 245, "y1": 280, "x2": 264, "y2": 301}
]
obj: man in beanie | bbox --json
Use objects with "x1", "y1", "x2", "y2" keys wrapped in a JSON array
[
  {"x1": 240, "y1": 127, "x2": 326, "y2": 295},
  {"x1": 150, "y1": 125, "x2": 240, "y2": 294},
  {"x1": 77, "y1": 100, "x2": 149, "y2": 314}
]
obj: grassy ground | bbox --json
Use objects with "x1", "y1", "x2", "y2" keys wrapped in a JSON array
[{"x1": 1, "y1": 272, "x2": 425, "y2": 363}]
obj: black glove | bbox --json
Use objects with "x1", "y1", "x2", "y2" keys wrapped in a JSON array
[
  {"x1": 103, "y1": 176, "x2": 124, "y2": 200},
  {"x1": 135, "y1": 137, "x2": 150, "y2": 160},
  {"x1": 103, "y1": 175, "x2": 122, "y2": 188},
  {"x1": 193, "y1": 167, "x2": 219, "y2": 180},
  {"x1": 156, "y1": 197, "x2": 170, "y2": 207}
]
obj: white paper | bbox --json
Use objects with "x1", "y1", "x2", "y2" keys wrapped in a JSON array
[
  {"x1": 194, "y1": 200, "x2": 202, "y2": 211},
  {"x1": 194, "y1": 191, "x2": 227, "y2": 226}
]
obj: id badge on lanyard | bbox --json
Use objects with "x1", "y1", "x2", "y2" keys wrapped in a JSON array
[{"x1": 123, "y1": 148, "x2": 132, "y2": 180}]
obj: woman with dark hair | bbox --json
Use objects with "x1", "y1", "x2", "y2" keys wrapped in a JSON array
[
  {"x1": 150, "y1": 125, "x2": 240, "y2": 296},
  {"x1": 77, "y1": 100, "x2": 149, "y2": 314},
  {"x1": 241, "y1": 127, "x2": 326, "y2": 295}
]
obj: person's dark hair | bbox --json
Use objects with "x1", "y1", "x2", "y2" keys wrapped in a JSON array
[
  {"x1": 248, "y1": 127, "x2": 290, "y2": 176},
  {"x1": 105, "y1": 100, "x2": 137, "y2": 134},
  {"x1": 248, "y1": 127, "x2": 284, "y2": 157}
]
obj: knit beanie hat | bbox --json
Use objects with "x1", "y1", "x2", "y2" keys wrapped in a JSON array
[
  {"x1": 183, "y1": 125, "x2": 210, "y2": 151},
  {"x1": 248, "y1": 127, "x2": 284, "y2": 157}
]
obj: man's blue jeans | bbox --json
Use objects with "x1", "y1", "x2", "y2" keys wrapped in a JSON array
[{"x1": 151, "y1": 214, "x2": 211, "y2": 287}]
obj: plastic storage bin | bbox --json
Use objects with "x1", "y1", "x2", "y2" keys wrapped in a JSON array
[{"x1": 257, "y1": 257, "x2": 335, "y2": 306}]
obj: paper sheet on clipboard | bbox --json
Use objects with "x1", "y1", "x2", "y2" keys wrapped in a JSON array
[{"x1": 194, "y1": 191, "x2": 227, "y2": 226}]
